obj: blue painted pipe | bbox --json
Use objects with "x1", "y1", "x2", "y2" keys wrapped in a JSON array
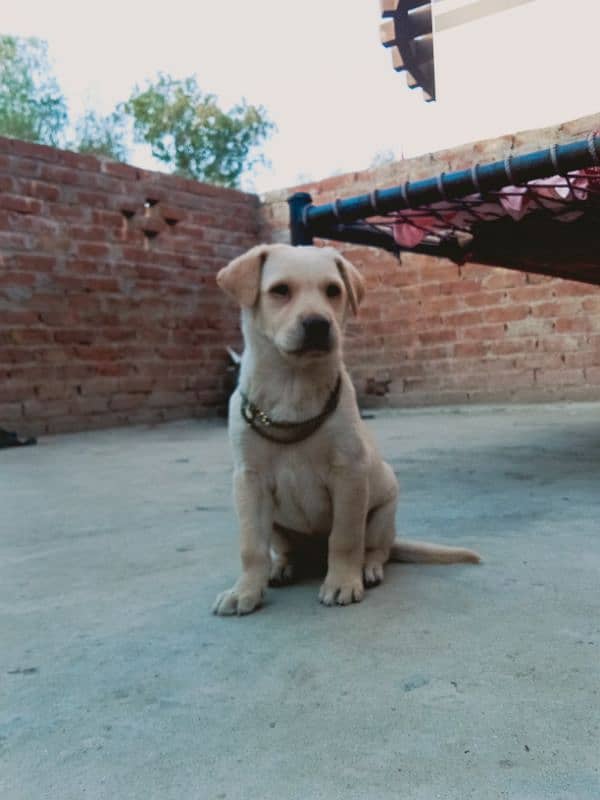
[{"x1": 288, "y1": 134, "x2": 600, "y2": 245}]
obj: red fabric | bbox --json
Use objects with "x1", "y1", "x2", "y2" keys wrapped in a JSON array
[{"x1": 390, "y1": 169, "x2": 594, "y2": 248}]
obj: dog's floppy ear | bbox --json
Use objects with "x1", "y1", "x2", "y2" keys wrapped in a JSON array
[
  {"x1": 334, "y1": 253, "x2": 365, "y2": 316},
  {"x1": 217, "y1": 244, "x2": 271, "y2": 307}
]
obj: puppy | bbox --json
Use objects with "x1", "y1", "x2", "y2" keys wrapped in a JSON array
[{"x1": 213, "y1": 244, "x2": 479, "y2": 615}]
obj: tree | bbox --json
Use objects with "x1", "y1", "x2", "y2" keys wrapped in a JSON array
[
  {"x1": 0, "y1": 35, "x2": 67, "y2": 146},
  {"x1": 124, "y1": 74, "x2": 274, "y2": 187},
  {"x1": 72, "y1": 109, "x2": 128, "y2": 161}
]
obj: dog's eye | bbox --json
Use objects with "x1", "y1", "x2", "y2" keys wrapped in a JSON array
[
  {"x1": 326, "y1": 283, "x2": 341, "y2": 299},
  {"x1": 269, "y1": 283, "x2": 290, "y2": 297}
]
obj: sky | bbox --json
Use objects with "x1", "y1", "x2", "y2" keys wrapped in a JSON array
[{"x1": 2, "y1": 0, "x2": 599, "y2": 194}]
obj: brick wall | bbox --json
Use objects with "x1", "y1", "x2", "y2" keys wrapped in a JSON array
[
  {"x1": 3, "y1": 114, "x2": 600, "y2": 436},
  {"x1": 261, "y1": 113, "x2": 600, "y2": 407},
  {"x1": 0, "y1": 137, "x2": 256, "y2": 435}
]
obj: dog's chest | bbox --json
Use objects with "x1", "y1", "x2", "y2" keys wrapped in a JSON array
[{"x1": 269, "y1": 450, "x2": 332, "y2": 535}]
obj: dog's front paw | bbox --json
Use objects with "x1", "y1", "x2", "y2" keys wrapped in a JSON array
[
  {"x1": 212, "y1": 585, "x2": 264, "y2": 616},
  {"x1": 318, "y1": 574, "x2": 364, "y2": 606}
]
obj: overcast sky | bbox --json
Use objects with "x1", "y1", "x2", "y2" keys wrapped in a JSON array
[{"x1": 3, "y1": 0, "x2": 598, "y2": 193}]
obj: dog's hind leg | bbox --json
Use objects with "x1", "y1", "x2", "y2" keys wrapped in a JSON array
[
  {"x1": 269, "y1": 526, "x2": 296, "y2": 586},
  {"x1": 364, "y1": 463, "x2": 399, "y2": 588},
  {"x1": 363, "y1": 498, "x2": 397, "y2": 588}
]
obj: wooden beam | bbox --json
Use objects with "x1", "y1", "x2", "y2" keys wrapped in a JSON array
[
  {"x1": 406, "y1": 71, "x2": 419, "y2": 88},
  {"x1": 410, "y1": 32, "x2": 433, "y2": 64},
  {"x1": 380, "y1": 0, "x2": 431, "y2": 11},
  {"x1": 379, "y1": 0, "x2": 400, "y2": 14},
  {"x1": 407, "y1": 3, "x2": 433, "y2": 37},
  {"x1": 436, "y1": 0, "x2": 536, "y2": 33},
  {"x1": 390, "y1": 46, "x2": 406, "y2": 71},
  {"x1": 379, "y1": 18, "x2": 396, "y2": 46}
]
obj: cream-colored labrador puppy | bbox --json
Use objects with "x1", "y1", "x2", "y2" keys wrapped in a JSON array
[{"x1": 213, "y1": 244, "x2": 479, "y2": 615}]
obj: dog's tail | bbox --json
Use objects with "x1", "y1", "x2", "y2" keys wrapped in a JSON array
[{"x1": 389, "y1": 538, "x2": 481, "y2": 565}]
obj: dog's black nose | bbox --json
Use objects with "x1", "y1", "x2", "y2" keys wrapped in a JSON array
[{"x1": 301, "y1": 315, "x2": 331, "y2": 350}]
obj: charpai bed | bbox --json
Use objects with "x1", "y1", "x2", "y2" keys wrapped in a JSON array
[{"x1": 288, "y1": 133, "x2": 600, "y2": 286}]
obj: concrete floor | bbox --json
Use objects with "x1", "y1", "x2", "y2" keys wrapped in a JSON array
[{"x1": 2, "y1": 404, "x2": 600, "y2": 800}]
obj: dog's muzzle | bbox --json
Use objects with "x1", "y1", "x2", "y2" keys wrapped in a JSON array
[{"x1": 299, "y1": 315, "x2": 332, "y2": 353}]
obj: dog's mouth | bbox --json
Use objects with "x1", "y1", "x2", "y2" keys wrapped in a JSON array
[{"x1": 290, "y1": 342, "x2": 332, "y2": 356}]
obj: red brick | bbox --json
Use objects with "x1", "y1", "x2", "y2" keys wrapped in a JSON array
[
  {"x1": 453, "y1": 341, "x2": 488, "y2": 358},
  {"x1": 530, "y1": 300, "x2": 582, "y2": 318},
  {"x1": 0, "y1": 402, "x2": 24, "y2": 420},
  {"x1": 536, "y1": 368, "x2": 585, "y2": 386},
  {"x1": 0, "y1": 271, "x2": 37, "y2": 287},
  {"x1": 0, "y1": 382, "x2": 30, "y2": 402},
  {"x1": 109, "y1": 393, "x2": 142, "y2": 411},
  {"x1": 77, "y1": 242, "x2": 111, "y2": 258},
  {"x1": 484, "y1": 370, "x2": 535, "y2": 389},
  {"x1": 442, "y1": 310, "x2": 484, "y2": 327},
  {"x1": 439, "y1": 279, "x2": 481, "y2": 295},
  {"x1": 54, "y1": 329, "x2": 95, "y2": 345},
  {"x1": 56, "y1": 150, "x2": 100, "y2": 171},
  {"x1": 23, "y1": 398, "x2": 69, "y2": 417},
  {"x1": 552, "y1": 281, "x2": 596, "y2": 297},
  {"x1": 526, "y1": 273, "x2": 553, "y2": 285},
  {"x1": 5, "y1": 138, "x2": 58, "y2": 162},
  {"x1": 582, "y1": 297, "x2": 600, "y2": 312},
  {"x1": 459, "y1": 324, "x2": 506, "y2": 340},
  {"x1": 13, "y1": 179, "x2": 61, "y2": 202},
  {"x1": 482, "y1": 270, "x2": 526, "y2": 289},
  {"x1": 0, "y1": 194, "x2": 43, "y2": 215},
  {"x1": 35, "y1": 382, "x2": 71, "y2": 400},
  {"x1": 0, "y1": 347, "x2": 37, "y2": 364},
  {"x1": 418, "y1": 330, "x2": 457, "y2": 345},
  {"x1": 585, "y1": 367, "x2": 600, "y2": 384},
  {"x1": 147, "y1": 390, "x2": 193, "y2": 407},
  {"x1": 88, "y1": 345, "x2": 128, "y2": 362},
  {"x1": 2, "y1": 310, "x2": 39, "y2": 325},
  {"x1": 117, "y1": 378, "x2": 154, "y2": 393},
  {"x1": 554, "y1": 317, "x2": 592, "y2": 333},
  {"x1": 102, "y1": 161, "x2": 141, "y2": 180},
  {"x1": 485, "y1": 305, "x2": 530, "y2": 323},
  {"x1": 13, "y1": 329, "x2": 53, "y2": 346},
  {"x1": 70, "y1": 395, "x2": 110, "y2": 414},
  {"x1": 563, "y1": 351, "x2": 600, "y2": 369},
  {"x1": 506, "y1": 285, "x2": 554, "y2": 304},
  {"x1": 463, "y1": 290, "x2": 508, "y2": 308},
  {"x1": 12, "y1": 254, "x2": 58, "y2": 272}
]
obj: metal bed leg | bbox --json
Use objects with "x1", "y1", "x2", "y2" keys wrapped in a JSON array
[{"x1": 288, "y1": 192, "x2": 314, "y2": 246}]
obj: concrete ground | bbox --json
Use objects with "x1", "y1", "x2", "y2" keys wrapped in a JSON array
[{"x1": 2, "y1": 403, "x2": 599, "y2": 800}]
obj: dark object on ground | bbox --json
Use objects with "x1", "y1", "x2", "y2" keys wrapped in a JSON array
[
  {"x1": 219, "y1": 346, "x2": 242, "y2": 417},
  {"x1": 0, "y1": 428, "x2": 37, "y2": 449}
]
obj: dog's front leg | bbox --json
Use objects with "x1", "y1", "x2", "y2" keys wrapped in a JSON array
[
  {"x1": 319, "y1": 472, "x2": 368, "y2": 606},
  {"x1": 213, "y1": 469, "x2": 272, "y2": 616}
]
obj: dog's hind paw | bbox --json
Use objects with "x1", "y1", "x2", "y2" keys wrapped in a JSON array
[
  {"x1": 269, "y1": 561, "x2": 295, "y2": 587},
  {"x1": 363, "y1": 561, "x2": 384, "y2": 588}
]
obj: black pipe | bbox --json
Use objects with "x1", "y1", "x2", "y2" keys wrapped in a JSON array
[{"x1": 288, "y1": 192, "x2": 313, "y2": 245}]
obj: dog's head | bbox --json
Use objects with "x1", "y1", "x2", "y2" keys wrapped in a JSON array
[{"x1": 217, "y1": 244, "x2": 364, "y2": 363}]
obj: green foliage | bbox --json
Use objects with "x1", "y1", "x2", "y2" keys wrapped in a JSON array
[
  {"x1": 72, "y1": 109, "x2": 128, "y2": 161},
  {"x1": 0, "y1": 38, "x2": 274, "y2": 186},
  {"x1": 0, "y1": 35, "x2": 67, "y2": 146},
  {"x1": 125, "y1": 74, "x2": 274, "y2": 187}
]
